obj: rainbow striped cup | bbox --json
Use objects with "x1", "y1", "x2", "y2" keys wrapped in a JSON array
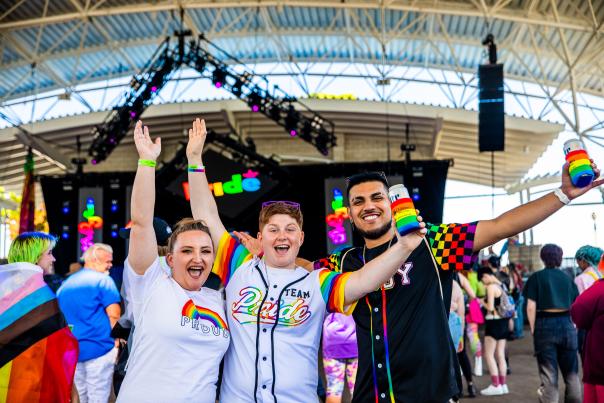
[
  {"x1": 388, "y1": 184, "x2": 421, "y2": 236},
  {"x1": 564, "y1": 139, "x2": 594, "y2": 188}
]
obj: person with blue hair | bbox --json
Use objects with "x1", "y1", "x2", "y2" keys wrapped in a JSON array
[{"x1": 574, "y1": 245, "x2": 603, "y2": 294}]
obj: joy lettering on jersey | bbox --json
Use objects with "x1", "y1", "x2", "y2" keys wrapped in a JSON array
[
  {"x1": 383, "y1": 262, "x2": 413, "y2": 290},
  {"x1": 180, "y1": 299, "x2": 230, "y2": 338},
  {"x1": 231, "y1": 286, "x2": 312, "y2": 326}
]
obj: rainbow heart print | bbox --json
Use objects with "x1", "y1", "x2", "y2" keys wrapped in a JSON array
[
  {"x1": 388, "y1": 184, "x2": 421, "y2": 236},
  {"x1": 564, "y1": 139, "x2": 594, "y2": 188}
]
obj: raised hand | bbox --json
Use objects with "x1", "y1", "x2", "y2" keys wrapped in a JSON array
[
  {"x1": 133, "y1": 120, "x2": 161, "y2": 161},
  {"x1": 233, "y1": 231, "x2": 263, "y2": 256},
  {"x1": 186, "y1": 118, "x2": 207, "y2": 163},
  {"x1": 560, "y1": 160, "x2": 604, "y2": 201},
  {"x1": 393, "y1": 211, "x2": 427, "y2": 253}
]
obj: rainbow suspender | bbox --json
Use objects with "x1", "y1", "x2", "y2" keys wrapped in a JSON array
[{"x1": 365, "y1": 288, "x2": 395, "y2": 403}]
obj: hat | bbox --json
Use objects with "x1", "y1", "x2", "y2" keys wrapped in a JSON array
[{"x1": 119, "y1": 217, "x2": 172, "y2": 246}]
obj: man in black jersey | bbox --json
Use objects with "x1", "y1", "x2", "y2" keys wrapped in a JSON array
[{"x1": 314, "y1": 166, "x2": 602, "y2": 403}]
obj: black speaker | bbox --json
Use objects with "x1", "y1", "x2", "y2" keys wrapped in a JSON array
[{"x1": 478, "y1": 64, "x2": 505, "y2": 152}]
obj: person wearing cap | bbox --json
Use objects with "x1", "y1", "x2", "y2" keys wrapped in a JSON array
[
  {"x1": 523, "y1": 244, "x2": 581, "y2": 403},
  {"x1": 116, "y1": 121, "x2": 232, "y2": 402},
  {"x1": 185, "y1": 117, "x2": 427, "y2": 403}
]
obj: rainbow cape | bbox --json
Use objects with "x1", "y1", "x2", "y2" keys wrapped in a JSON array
[{"x1": 0, "y1": 262, "x2": 78, "y2": 402}]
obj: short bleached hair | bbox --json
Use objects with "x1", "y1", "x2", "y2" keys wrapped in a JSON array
[{"x1": 82, "y1": 243, "x2": 113, "y2": 263}]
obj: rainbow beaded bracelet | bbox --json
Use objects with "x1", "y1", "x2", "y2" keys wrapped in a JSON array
[{"x1": 188, "y1": 164, "x2": 205, "y2": 173}]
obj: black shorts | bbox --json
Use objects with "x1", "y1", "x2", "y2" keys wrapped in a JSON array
[{"x1": 485, "y1": 318, "x2": 509, "y2": 340}]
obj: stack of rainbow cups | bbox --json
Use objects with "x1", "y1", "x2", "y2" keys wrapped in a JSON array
[
  {"x1": 564, "y1": 139, "x2": 595, "y2": 188},
  {"x1": 388, "y1": 184, "x2": 421, "y2": 236}
]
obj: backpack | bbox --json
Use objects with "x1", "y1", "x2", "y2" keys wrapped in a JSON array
[{"x1": 496, "y1": 284, "x2": 516, "y2": 319}]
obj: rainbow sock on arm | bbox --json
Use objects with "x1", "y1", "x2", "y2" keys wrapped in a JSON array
[{"x1": 565, "y1": 149, "x2": 595, "y2": 187}]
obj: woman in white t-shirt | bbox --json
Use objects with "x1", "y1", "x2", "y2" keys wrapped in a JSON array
[{"x1": 116, "y1": 120, "x2": 229, "y2": 403}]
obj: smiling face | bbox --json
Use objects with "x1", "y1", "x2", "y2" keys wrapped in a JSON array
[
  {"x1": 258, "y1": 214, "x2": 304, "y2": 269},
  {"x1": 167, "y1": 230, "x2": 214, "y2": 291},
  {"x1": 36, "y1": 248, "x2": 56, "y2": 274},
  {"x1": 348, "y1": 180, "x2": 394, "y2": 243}
]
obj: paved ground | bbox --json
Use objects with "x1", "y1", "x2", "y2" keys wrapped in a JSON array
[{"x1": 463, "y1": 328, "x2": 579, "y2": 403}]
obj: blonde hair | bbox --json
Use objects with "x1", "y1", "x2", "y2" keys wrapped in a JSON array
[
  {"x1": 167, "y1": 218, "x2": 213, "y2": 253},
  {"x1": 82, "y1": 243, "x2": 113, "y2": 263}
]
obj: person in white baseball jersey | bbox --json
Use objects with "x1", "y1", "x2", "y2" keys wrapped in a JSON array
[
  {"x1": 185, "y1": 118, "x2": 426, "y2": 403},
  {"x1": 117, "y1": 120, "x2": 229, "y2": 403}
]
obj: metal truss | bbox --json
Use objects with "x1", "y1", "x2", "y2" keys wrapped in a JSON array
[{"x1": 2, "y1": 0, "x2": 604, "y2": 160}]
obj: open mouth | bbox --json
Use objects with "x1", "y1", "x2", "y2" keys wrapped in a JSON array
[
  {"x1": 274, "y1": 245, "x2": 290, "y2": 255},
  {"x1": 187, "y1": 266, "x2": 205, "y2": 279}
]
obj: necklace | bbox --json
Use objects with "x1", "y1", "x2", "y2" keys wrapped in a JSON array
[{"x1": 362, "y1": 237, "x2": 395, "y2": 264}]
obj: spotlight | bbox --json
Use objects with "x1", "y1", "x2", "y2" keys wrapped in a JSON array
[
  {"x1": 269, "y1": 104, "x2": 281, "y2": 121},
  {"x1": 232, "y1": 79, "x2": 243, "y2": 96},
  {"x1": 300, "y1": 121, "x2": 312, "y2": 141},
  {"x1": 111, "y1": 199, "x2": 118, "y2": 212},
  {"x1": 247, "y1": 92, "x2": 263, "y2": 112},
  {"x1": 285, "y1": 106, "x2": 300, "y2": 137},
  {"x1": 411, "y1": 187, "x2": 420, "y2": 201},
  {"x1": 62, "y1": 201, "x2": 70, "y2": 214},
  {"x1": 151, "y1": 86, "x2": 158, "y2": 92},
  {"x1": 212, "y1": 67, "x2": 227, "y2": 88},
  {"x1": 195, "y1": 56, "x2": 206, "y2": 72}
]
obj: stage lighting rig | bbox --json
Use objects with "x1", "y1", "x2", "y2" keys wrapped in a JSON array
[
  {"x1": 88, "y1": 38, "x2": 176, "y2": 164},
  {"x1": 88, "y1": 32, "x2": 337, "y2": 163},
  {"x1": 190, "y1": 35, "x2": 337, "y2": 155}
]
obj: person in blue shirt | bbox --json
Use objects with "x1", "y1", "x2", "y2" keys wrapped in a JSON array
[{"x1": 57, "y1": 243, "x2": 121, "y2": 403}]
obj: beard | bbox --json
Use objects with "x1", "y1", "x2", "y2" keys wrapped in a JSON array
[{"x1": 354, "y1": 219, "x2": 392, "y2": 240}]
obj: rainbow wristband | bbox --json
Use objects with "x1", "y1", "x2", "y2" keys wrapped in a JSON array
[
  {"x1": 138, "y1": 159, "x2": 157, "y2": 168},
  {"x1": 188, "y1": 164, "x2": 205, "y2": 173}
]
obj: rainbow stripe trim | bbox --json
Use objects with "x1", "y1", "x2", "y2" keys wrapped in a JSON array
[
  {"x1": 181, "y1": 299, "x2": 228, "y2": 330},
  {"x1": 211, "y1": 232, "x2": 253, "y2": 287},
  {"x1": 565, "y1": 149, "x2": 594, "y2": 187},
  {"x1": 318, "y1": 269, "x2": 357, "y2": 314}
]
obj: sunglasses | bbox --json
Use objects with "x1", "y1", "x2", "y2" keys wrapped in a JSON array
[{"x1": 261, "y1": 200, "x2": 301, "y2": 210}]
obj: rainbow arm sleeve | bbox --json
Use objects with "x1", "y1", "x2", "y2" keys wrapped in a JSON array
[
  {"x1": 426, "y1": 222, "x2": 478, "y2": 271},
  {"x1": 318, "y1": 269, "x2": 358, "y2": 314},
  {"x1": 211, "y1": 231, "x2": 253, "y2": 287}
]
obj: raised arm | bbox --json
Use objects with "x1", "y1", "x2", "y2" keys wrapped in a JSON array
[
  {"x1": 473, "y1": 161, "x2": 604, "y2": 251},
  {"x1": 186, "y1": 118, "x2": 226, "y2": 251},
  {"x1": 128, "y1": 121, "x2": 161, "y2": 275},
  {"x1": 343, "y1": 219, "x2": 426, "y2": 305}
]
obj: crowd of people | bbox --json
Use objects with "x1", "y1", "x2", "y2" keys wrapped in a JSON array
[{"x1": 1, "y1": 117, "x2": 604, "y2": 403}]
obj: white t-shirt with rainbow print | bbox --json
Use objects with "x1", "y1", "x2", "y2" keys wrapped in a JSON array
[
  {"x1": 118, "y1": 257, "x2": 229, "y2": 403},
  {"x1": 213, "y1": 232, "x2": 355, "y2": 403}
]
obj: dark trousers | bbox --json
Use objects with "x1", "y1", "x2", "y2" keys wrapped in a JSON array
[{"x1": 533, "y1": 316, "x2": 581, "y2": 403}]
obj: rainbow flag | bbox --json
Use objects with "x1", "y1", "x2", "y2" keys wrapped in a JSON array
[
  {"x1": 18, "y1": 149, "x2": 35, "y2": 234},
  {"x1": 0, "y1": 262, "x2": 78, "y2": 402}
]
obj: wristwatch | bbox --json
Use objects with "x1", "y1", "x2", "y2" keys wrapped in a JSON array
[{"x1": 553, "y1": 188, "x2": 570, "y2": 205}]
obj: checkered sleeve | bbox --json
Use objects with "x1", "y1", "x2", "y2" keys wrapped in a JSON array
[
  {"x1": 211, "y1": 231, "x2": 253, "y2": 287},
  {"x1": 312, "y1": 249, "x2": 345, "y2": 273},
  {"x1": 426, "y1": 222, "x2": 478, "y2": 271}
]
